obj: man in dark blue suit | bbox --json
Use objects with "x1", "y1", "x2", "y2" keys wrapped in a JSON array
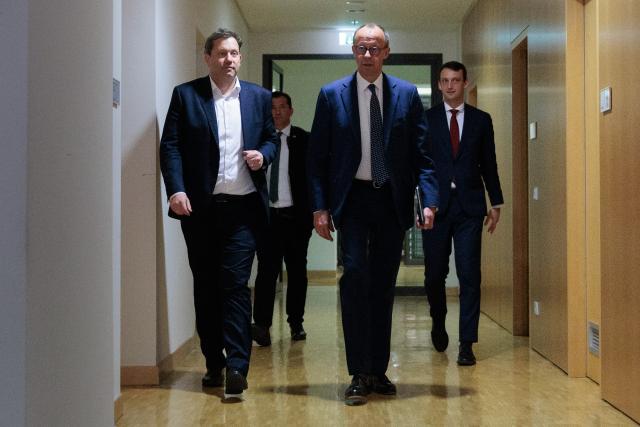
[
  {"x1": 422, "y1": 61, "x2": 504, "y2": 366},
  {"x1": 159, "y1": 28, "x2": 278, "y2": 399},
  {"x1": 308, "y1": 23, "x2": 439, "y2": 406}
]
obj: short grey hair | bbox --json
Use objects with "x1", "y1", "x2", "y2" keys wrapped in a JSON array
[{"x1": 352, "y1": 23, "x2": 390, "y2": 48}]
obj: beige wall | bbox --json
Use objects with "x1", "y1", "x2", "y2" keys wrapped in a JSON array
[
  {"x1": 598, "y1": 0, "x2": 640, "y2": 422},
  {"x1": 462, "y1": 0, "x2": 579, "y2": 372}
]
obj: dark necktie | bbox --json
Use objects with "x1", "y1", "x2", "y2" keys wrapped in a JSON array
[
  {"x1": 369, "y1": 84, "x2": 388, "y2": 186},
  {"x1": 450, "y1": 109, "x2": 460, "y2": 158},
  {"x1": 269, "y1": 131, "x2": 283, "y2": 203}
]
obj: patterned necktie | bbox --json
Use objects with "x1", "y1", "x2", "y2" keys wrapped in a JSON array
[
  {"x1": 269, "y1": 131, "x2": 283, "y2": 203},
  {"x1": 450, "y1": 109, "x2": 460, "y2": 158},
  {"x1": 369, "y1": 84, "x2": 388, "y2": 186}
]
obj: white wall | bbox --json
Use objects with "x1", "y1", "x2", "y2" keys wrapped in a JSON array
[
  {"x1": 121, "y1": 0, "x2": 158, "y2": 369},
  {"x1": 26, "y1": 0, "x2": 115, "y2": 424},
  {"x1": 113, "y1": 0, "x2": 122, "y2": 402},
  {"x1": 0, "y1": 0, "x2": 27, "y2": 423}
]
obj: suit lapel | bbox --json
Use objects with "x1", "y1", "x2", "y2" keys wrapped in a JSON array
[
  {"x1": 196, "y1": 77, "x2": 218, "y2": 144},
  {"x1": 459, "y1": 103, "x2": 473, "y2": 152},
  {"x1": 435, "y1": 105, "x2": 453, "y2": 160},
  {"x1": 382, "y1": 74, "x2": 398, "y2": 149},
  {"x1": 340, "y1": 73, "x2": 361, "y2": 146},
  {"x1": 239, "y1": 83, "x2": 254, "y2": 149}
]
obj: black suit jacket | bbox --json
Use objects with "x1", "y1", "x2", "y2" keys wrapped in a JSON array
[
  {"x1": 425, "y1": 102, "x2": 503, "y2": 217},
  {"x1": 159, "y1": 76, "x2": 278, "y2": 219},
  {"x1": 282, "y1": 125, "x2": 313, "y2": 229}
]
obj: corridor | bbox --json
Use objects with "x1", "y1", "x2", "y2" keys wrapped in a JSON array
[{"x1": 118, "y1": 286, "x2": 632, "y2": 425}]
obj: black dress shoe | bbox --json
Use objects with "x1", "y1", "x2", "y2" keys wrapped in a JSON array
[
  {"x1": 457, "y1": 342, "x2": 476, "y2": 366},
  {"x1": 344, "y1": 374, "x2": 370, "y2": 406},
  {"x1": 290, "y1": 324, "x2": 307, "y2": 341},
  {"x1": 252, "y1": 324, "x2": 271, "y2": 347},
  {"x1": 201, "y1": 369, "x2": 223, "y2": 387},
  {"x1": 370, "y1": 374, "x2": 397, "y2": 395},
  {"x1": 431, "y1": 318, "x2": 449, "y2": 352},
  {"x1": 224, "y1": 369, "x2": 248, "y2": 398}
]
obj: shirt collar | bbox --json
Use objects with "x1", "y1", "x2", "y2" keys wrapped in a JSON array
[
  {"x1": 444, "y1": 101, "x2": 465, "y2": 113},
  {"x1": 356, "y1": 72, "x2": 383, "y2": 94},
  {"x1": 210, "y1": 76, "x2": 241, "y2": 98},
  {"x1": 277, "y1": 123, "x2": 292, "y2": 137}
]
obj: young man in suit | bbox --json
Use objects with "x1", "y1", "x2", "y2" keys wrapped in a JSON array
[
  {"x1": 252, "y1": 91, "x2": 313, "y2": 346},
  {"x1": 159, "y1": 28, "x2": 278, "y2": 399},
  {"x1": 308, "y1": 23, "x2": 439, "y2": 405},
  {"x1": 422, "y1": 61, "x2": 504, "y2": 366}
]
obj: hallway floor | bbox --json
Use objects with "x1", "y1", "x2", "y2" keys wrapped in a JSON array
[{"x1": 118, "y1": 286, "x2": 634, "y2": 425}]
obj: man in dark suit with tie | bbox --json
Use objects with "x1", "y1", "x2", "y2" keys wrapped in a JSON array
[
  {"x1": 422, "y1": 61, "x2": 504, "y2": 366},
  {"x1": 308, "y1": 23, "x2": 439, "y2": 406},
  {"x1": 159, "y1": 28, "x2": 278, "y2": 399},
  {"x1": 252, "y1": 91, "x2": 313, "y2": 346}
]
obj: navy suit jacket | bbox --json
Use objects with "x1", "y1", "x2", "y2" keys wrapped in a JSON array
[
  {"x1": 159, "y1": 76, "x2": 278, "y2": 219},
  {"x1": 308, "y1": 72, "x2": 439, "y2": 230},
  {"x1": 425, "y1": 103, "x2": 503, "y2": 217}
]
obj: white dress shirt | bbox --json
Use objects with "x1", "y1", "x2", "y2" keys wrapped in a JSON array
[
  {"x1": 355, "y1": 72, "x2": 384, "y2": 181},
  {"x1": 211, "y1": 76, "x2": 255, "y2": 195},
  {"x1": 268, "y1": 124, "x2": 293, "y2": 208}
]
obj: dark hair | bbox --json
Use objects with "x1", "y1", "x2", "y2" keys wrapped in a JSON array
[
  {"x1": 271, "y1": 91, "x2": 292, "y2": 108},
  {"x1": 204, "y1": 28, "x2": 243, "y2": 54},
  {"x1": 440, "y1": 61, "x2": 467, "y2": 81},
  {"x1": 353, "y1": 23, "x2": 390, "y2": 48}
]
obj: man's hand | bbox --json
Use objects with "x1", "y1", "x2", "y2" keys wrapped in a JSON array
[
  {"x1": 313, "y1": 210, "x2": 335, "y2": 241},
  {"x1": 169, "y1": 193, "x2": 192, "y2": 216},
  {"x1": 484, "y1": 207, "x2": 501, "y2": 234},
  {"x1": 243, "y1": 150, "x2": 264, "y2": 171},
  {"x1": 417, "y1": 207, "x2": 436, "y2": 230}
]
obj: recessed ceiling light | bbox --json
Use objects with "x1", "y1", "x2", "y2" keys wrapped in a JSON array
[
  {"x1": 346, "y1": 9, "x2": 366, "y2": 13},
  {"x1": 351, "y1": 19, "x2": 360, "y2": 25},
  {"x1": 346, "y1": 1, "x2": 365, "y2": 4}
]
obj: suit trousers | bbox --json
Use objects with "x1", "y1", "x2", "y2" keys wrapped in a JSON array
[
  {"x1": 180, "y1": 193, "x2": 262, "y2": 375},
  {"x1": 339, "y1": 181, "x2": 405, "y2": 376},
  {"x1": 421, "y1": 191, "x2": 484, "y2": 343},
  {"x1": 253, "y1": 207, "x2": 312, "y2": 328}
]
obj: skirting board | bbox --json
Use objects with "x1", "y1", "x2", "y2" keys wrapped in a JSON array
[
  {"x1": 158, "y1": 334, "x2": 198, "y2": 379},
  {"x1": 121, "y1": 365, "x2": 160, "y2": 386},
  {"x1": 114, "y1": 395, "x2": 123, "y2": 424}
]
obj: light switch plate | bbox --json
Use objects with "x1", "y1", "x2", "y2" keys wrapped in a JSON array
[
  {"x1": 533, "y1": 301, "x2": 540, "y2": 316},
  {"x1": 529, "y1": 122, "x2": 537, "y2": 140},
  {"x1": 532, "y1": 187, "x2": 539, "y2": 200},
  {"x1": 600, "y1": 87, "x2": 611, "y2": 113}
]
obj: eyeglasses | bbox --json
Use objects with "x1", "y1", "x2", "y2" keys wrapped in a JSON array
[{"x1": 355, "y1": 45, "x2": 385, "y2": 57}]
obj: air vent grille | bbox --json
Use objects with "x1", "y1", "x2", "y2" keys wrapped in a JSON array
[{"x1": 588, "y1": 321, "x2": 600, "y2": 357}]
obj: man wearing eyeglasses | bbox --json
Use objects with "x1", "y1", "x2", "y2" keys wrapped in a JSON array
[
  {"x1": 308, "y1": 23, "x2": 439, "y2": 406},
  {"x1": 159, "y1": 28, "x2": 278, "y2": 400}
]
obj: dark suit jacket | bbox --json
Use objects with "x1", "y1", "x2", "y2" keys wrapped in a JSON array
[
  {"x1": 308, "y1": 72, "x2": 439, "y2": 229},
  {"x1": 159, "y1": 76, "x2": 278, "y2": 219},
  {"x1": 283, "y1": 125, "x2": 313, "y2": 229},
  {"x1": 425, "y1": 103, "x2": 503, "y2": 217}
]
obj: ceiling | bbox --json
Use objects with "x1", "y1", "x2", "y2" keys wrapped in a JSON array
[{"x1": 234, "y1": 0, "x2": 478, "y2": 33}]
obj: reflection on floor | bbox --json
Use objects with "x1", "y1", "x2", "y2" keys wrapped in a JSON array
[{"x1": 118, "y1": 286, "x2": 634, "y2": 426}]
